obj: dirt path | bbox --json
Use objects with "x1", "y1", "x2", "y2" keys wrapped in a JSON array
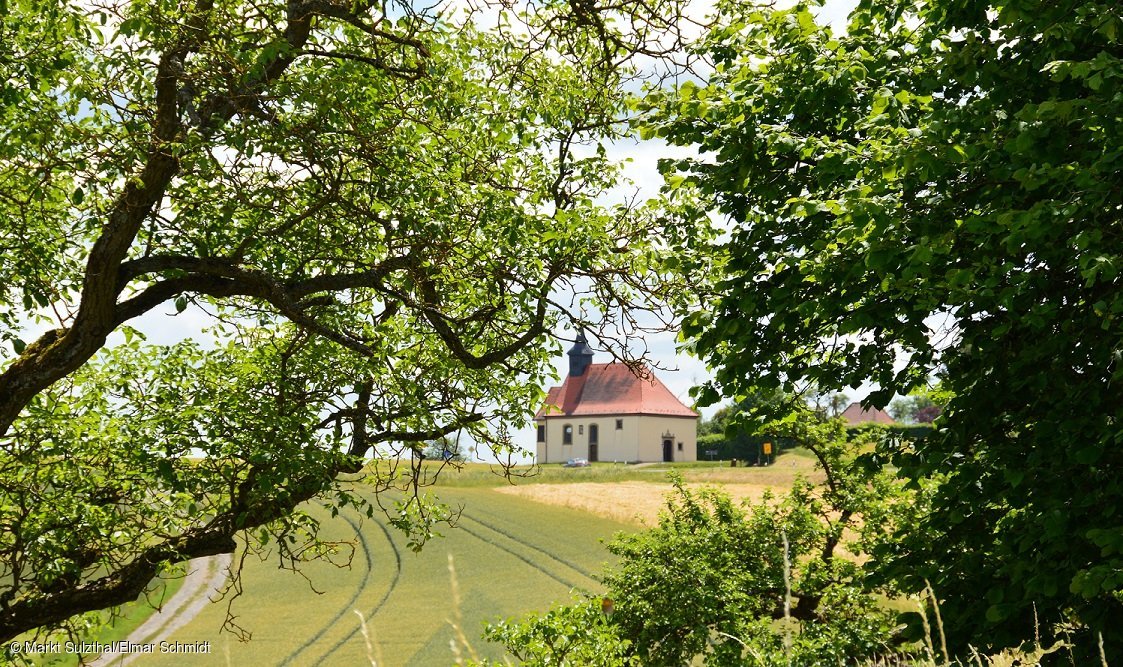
[{"x1": 90, "y1": 553, "x2": 231, "y2": 666}]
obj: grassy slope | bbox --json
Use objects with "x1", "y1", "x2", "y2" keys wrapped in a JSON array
[
  {"x1": 143, "y1": 485, "x2": 636, "y2": 666},
  {"x1": 111, "y1": 456, "x2": 814, "y2": 666}
]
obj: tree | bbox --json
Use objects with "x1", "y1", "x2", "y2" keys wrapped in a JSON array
[
  {"x1": 695, "y1": 388, "x2": 795, "y2": 462},
  {"x1": 423, "y1": 436, "x2": 465, "y2": 462},
  {"x1": 0, "y1": 0, "x2": 690, "y2": 645},
  {"x1": 644, "y1": 0, "x2": 1123, "y2": 659},
  {"x1": 888, "y1": 387, "x2": 946, "y2": 424},
  {"x1": 806, "y1": 385, "x2": 849, "y2": 419}
]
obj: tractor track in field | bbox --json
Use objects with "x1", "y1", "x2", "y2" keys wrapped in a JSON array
[
  {"x1": 280, "y1": 509, "x2": 373, "y2": 666},
  {"x1": 315, "y1": 504, "x2": 587, "y2": 664},
  {"x1": 454, "y1": 520, "x2": 576, "y2": 589},
  {"x1": 464, "y1": 509, "x2": 592, "y2": 583},
  {"x1": 313, "y1": 513, "x2": 402, "y2": 665},
  {"x1": 458, "y1": 509, "x2": 592, "y2": 588}
]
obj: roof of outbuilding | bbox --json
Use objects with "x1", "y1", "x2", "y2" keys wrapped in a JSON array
[
  {"x1": 839, "y1": 402, "x2": 895, "y2": 425},
  {"x1": 535, "y1": 363, "x2": 698, "y2": 419}
]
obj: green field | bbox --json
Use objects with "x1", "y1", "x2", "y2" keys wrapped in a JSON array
[
  {"x1": 134, "y1": 485, "x2": 637, "y2": 666},
  {"x1": 67, "y1": 459, "x2": 814, "y2": 666}
]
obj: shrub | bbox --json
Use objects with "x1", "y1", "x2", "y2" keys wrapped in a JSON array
[{"x1": 481, "y1": 474, "x2": 907, "y2": 665}]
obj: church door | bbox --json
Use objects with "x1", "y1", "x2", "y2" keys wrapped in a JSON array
[{"x1": 662, "y1": 438, "x2": 673, "y2": 462}]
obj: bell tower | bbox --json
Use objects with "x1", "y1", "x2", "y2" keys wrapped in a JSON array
[{"x1": 567, "y1": 330, "x2": 595, "y2": 377}]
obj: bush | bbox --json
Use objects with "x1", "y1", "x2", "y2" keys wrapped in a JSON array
[
  {"x1": 481, "y1": 474, "x2": 907, "y2": 665},
  {"x1": 474, "y1": 596, "x2": 638, "y2": 667},
  {"x1": 695, "y1": 432, "x2": 797, "y2": 463}
]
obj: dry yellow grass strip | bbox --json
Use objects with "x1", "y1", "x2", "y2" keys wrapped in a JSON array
[
  {"x1": 679, "y1": 462, "x2": 824, "y2": 487},
  {"x1": 493, "y1": 480, "x2": 788, "y2": 526},
  {"x1": 493, "y1": 456, "x2": 824, "y2": 525}
]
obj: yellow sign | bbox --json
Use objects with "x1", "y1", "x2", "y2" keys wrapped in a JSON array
[{"x1": 762, "y1": 442, "x2": 773, "y2": 456}]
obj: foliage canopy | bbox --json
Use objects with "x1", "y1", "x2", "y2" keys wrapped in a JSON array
[
  {"x1": 0, "y1": 0, "x2": 690, "y2": 644},
  {"x1": 644, "y1": 0, "x2": 1123, "y2": 658}
]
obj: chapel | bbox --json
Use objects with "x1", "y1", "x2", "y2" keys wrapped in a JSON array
[{"x1": 534, "y1": 333, "x2": 698, "y2": 463}]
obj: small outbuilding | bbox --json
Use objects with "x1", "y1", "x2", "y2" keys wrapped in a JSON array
[
  {"x1": 534, "y1": 333, "x2": 698, "y2": 463},
  {"x1": 839, "y1": 401, "x2": 895, "y2": 426}
]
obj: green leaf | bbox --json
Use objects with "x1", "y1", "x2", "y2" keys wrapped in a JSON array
[{"x1": 1074, "y1": 446, "x2": 1103, "y2": 464}]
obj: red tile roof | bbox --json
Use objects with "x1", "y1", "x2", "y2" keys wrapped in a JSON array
[
  {"x1": 840, "y1": 402, "x2": 895, "y2": 425},
  {"x1": 535, "y1": 363, "x2": 698, "y2": 419}
]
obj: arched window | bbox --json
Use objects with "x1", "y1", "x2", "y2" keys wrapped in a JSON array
[{"x1": 563, "y1": 424, "x2": 573, "y2": 445}]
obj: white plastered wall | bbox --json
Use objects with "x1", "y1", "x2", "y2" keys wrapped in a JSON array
[
  {"x1": 536, "y1": 415, "x2": 696, "y2": 463},
  {"x1": 636, "y1": 416, "x2": 698, "y2": 463}
]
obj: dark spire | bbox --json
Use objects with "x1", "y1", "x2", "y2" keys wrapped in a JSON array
[{"x1": 567, "y1": 330, "x2": 595, "y2": 377}]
